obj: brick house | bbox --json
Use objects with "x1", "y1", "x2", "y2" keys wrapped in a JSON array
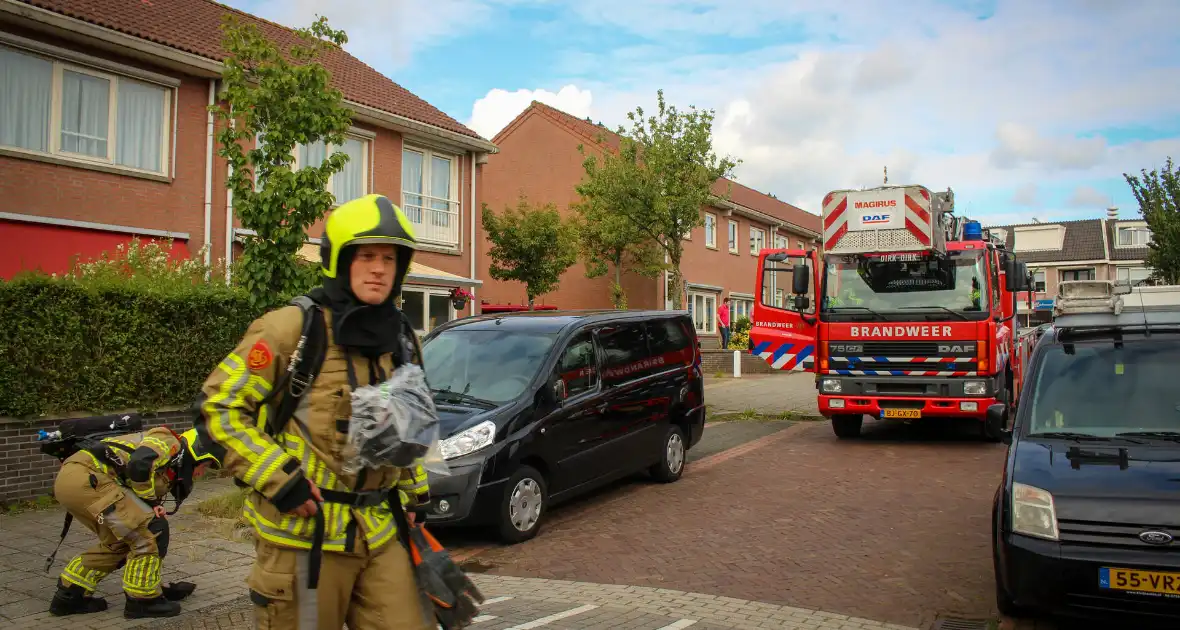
[
  {"x1": 478, "y1": 101, "x2": 822, "y2": 347},
  {"x1": 0, "y1": 0, "x2": 497, "y2": 336},
  {"x1": 987, "y1": 207, "x2": 1155, "y2": 324}
]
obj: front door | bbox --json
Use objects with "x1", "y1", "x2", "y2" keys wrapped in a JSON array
[
  {"x1": 749, "y1": 249, "x2": 821, "y2": 372},
  {"x1": 545, "y1": 330, "x2": 607, "y2": 494}
]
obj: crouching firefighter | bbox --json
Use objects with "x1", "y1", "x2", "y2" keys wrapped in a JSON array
[
  {"x1": 46, "y1": 426, "x2": 216, "y2": 618},
  {"x1": 193, "y1": 194, "x2": 469, "y2": 630}
]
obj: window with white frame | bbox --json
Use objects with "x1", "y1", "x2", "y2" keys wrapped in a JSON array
[
  {"x1": 0, "y1": 45, "x2": 172, "y2": 175},
  {"x1": 255, "y1": 133, "x2": 370, "y2": 204},
  {"x1": 1031, "y1": 269, "x2": 1046, "y2": 292},
  {"x1": 1117, "y1": 266, "x2": 1152, "y2": 285},
  {"x1": 704, "y1": 213, "x2": 717, "y2": 248},
  {"x1": 728, "y1": 221, "x2": 738, "y2": 252},
  {"x1": 688, "y1": 291, "x2": 717, "y2": 335},
  {"x1": 797, "y1": 241, "x2": 805, "y2": 250},
  {"x1": 750, "y1": 227, "x2": 766, "y2": 255},
  {"x1": 774, "y1": 235, "x2": 787, "y2": 250},
  {"x1": 1117, "y1": 226, "x2": 1152, "y2": 247},
  {"x1": 403, "y1": 146, "x2": 461, "y2": 247},
  {"x1": 399, "y1": 287, "x2": 456, "y2": 334},
  {"x1": 731, "y1": 297, "x2": 754, "y2": 321}
]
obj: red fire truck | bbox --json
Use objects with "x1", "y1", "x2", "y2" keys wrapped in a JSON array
[{"x1": 749, "y1": 184, "x2": 1036, "y2": 441}]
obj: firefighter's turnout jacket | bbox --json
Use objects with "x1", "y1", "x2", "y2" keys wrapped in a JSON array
[
  {"x1": 55, "y1": 427, "x2": 182, "y2": 598},
  {"x1": 193, "y1": 304, "x2": 430, "y2": 555}
]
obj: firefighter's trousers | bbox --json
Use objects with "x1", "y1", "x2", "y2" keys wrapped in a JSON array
[
  {"x1": 53, "y1": 461, "x2": 168, "y2": 599},
  {"x1": 247, "y1": 535, "x2": 433, "y2": 630}
]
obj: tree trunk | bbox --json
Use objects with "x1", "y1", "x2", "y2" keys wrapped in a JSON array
[
  {"x1": 527, "y1": 295, "x2": 535, "y2": 311},
  {"x1": 666, "y1": 244, "x2": 685, "y2": 311},
  {"x1": 613, "y1": 261, "x2": 624, "y2": 310}
]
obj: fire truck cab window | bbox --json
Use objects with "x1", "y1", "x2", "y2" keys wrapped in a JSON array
[
  {"x1": 822, "y1": 252, "x2": 988, "y2": 317},
  {"x1": 761, "y1": 258, "x2": 815, "y2": 314}
]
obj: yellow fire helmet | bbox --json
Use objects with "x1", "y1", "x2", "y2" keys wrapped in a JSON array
[
  {"x1": 319, "y1": 194, "x2": 419, "y2": 298},
  {"x1": 179, "y1": 428, "x2": 219, "y2": 468}
]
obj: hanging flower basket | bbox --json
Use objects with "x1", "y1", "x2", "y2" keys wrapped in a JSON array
[{"x1": 449, "y1": 287, "x2": 473, "y2": 310}]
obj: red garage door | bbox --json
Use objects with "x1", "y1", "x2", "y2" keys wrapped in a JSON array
[{"x1": 0, "y1": 220, "x2": 190, "y2": 280}]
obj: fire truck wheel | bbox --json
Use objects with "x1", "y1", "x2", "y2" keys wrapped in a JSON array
[{"x1": 831, "y1": 414, "x2": 863, "y2": 439}]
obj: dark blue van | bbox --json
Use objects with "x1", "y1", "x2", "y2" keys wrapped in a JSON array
[{"x1": 991, "y1": 281, "x2": 1180, "y2": 624}]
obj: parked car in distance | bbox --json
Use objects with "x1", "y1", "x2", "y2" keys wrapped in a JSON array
[{"x1": 418, "y1": 309, "x2": 706, "y2": 543}]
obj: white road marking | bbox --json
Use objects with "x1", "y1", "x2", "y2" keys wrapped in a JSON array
[
  {"x1": 655, "y1": 621, "x2": 699, "y2": 630},
  {"x1": 502, "y1": 604, "x2": 600, "y2": 629},
  {"x1": 471, "y1": 615, "x2": 498, "y2": 623},
  {"x1": 481, "y1": 596, "x2": 515, "y2": 605}
]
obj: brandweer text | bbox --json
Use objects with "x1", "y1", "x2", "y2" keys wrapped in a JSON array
[{"x1": 849, "y1": 325, "x2": 954, "y2": 337}]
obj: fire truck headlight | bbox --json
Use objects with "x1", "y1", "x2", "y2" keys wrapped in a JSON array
[
  {"x1": 821, "y1": 379, "x2": 842, "y2": 394},
  {"x1": 964, "y1": 380, "x2": 987, "y2": 396}
]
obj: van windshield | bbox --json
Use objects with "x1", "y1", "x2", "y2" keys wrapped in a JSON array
[
  {"x1": 1025, "y1": 338, "x2": 1180, "y2": 438},
  {"x1": 421, "y1": 330, "x2": 558, "y2": 404}
]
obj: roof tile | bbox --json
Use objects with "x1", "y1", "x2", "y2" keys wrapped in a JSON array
[
  {"x1": 987, "y1": 219, "x2": 1106, "y2": 263},
  {"x1": 18, "y1": 0, "x2": 484, "y2": 139},
  {"x1": 1105, "y1": 219, "x2": 1152, "y2": 261}
]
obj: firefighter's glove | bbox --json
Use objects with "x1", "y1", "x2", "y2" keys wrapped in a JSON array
[
  {"x1": 409, "y1": 525, "x2": 485, "y2": 629},
  {"x1": 344, "y1": 365, "x2": 446, "y2": 474}
]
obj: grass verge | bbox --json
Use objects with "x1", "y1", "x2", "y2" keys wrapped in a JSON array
[
  {"x1": 2, "y1": 494, "x2": 58, "y2": 515},
  {"x1": 708, "y1": 408, "x2": 825, "y2": 423}
]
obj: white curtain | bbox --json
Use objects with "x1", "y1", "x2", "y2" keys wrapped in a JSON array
[
  {"x1": 299, "y1": 139, "x2": 326, "y2": 170},
  {"x1": 401, "y1": 149, "x2": 424, "y2": 223},
  {"x1": 0, "y1": 47, "x2": 53, "y2": 152},
  {"x1": 116, "y1": 78, "x2": 165, "y2": 172},
  {"x1": 430, "y1": 155, "x2": 451, "y2": 227},
  {"x1": 332, "y1": 137, "x2": 364, "y2": 204},
  {"x1": 60, "y1": 69, "x2": 109, "y2": 158}
]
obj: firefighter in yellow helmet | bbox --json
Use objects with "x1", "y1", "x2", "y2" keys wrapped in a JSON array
[
  {"x1": 192, "y1": 194, "x2": 436, "y2": 629},
  {"x1": 49, "y1": 428, "x2": 215, "y2": 618}
]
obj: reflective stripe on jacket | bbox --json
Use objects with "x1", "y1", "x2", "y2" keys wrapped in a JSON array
[
  {"x1": 195, "y1": 304, "x2": 431, "y2": 553},
  {"x1": 66, "y1": 427, "x2": 181, "y2": 503}
]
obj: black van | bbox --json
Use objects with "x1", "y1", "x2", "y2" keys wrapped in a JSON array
[
  {"x1": 417, "y1": 309, "x2": 706, "y2": 543},
  {"x1": 991, "y1": 281, "x2": 1180, "y2": 624}
]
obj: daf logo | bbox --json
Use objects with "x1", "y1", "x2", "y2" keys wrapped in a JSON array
[
  {"x1": 939, "y1": 343, "x2": 976, "y2": 353},
  {"x1": 1139, "y1": 530, "x2": 1174, "y2": 545},
  {"x1": 830, "y1": 344, "x2": 863, "y2": 354}
]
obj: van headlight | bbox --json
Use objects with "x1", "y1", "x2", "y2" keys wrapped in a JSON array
[
  {"x1": 440, "y1": 420, "x2": 496, "y2": 460},
  {"x1": 1012, "y1": 482, "x2": 1059, "y2": 541}
]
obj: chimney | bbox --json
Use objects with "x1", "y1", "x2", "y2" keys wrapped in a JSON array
[{"x1": 1107, "y1": 206, "x2": 1118, "y2": 220}]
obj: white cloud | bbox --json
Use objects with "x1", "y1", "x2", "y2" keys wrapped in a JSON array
[
  {"x1": 460, "y1": 1, "x2": 1179, "y2": 219},
  {"x1": 1067, "y1": 185, "x2": 1113, "y2": 209},
  {"x1": 1011, "y1": 183, "x2": 1040, "y2": 207},
  {"x1": 467, "y1": 85, "x2": 594, "y2": 140}
]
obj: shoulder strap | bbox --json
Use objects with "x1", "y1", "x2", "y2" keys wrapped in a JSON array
[{"x1": 261, "y1": 296, "x2": 328, "y2": 440}]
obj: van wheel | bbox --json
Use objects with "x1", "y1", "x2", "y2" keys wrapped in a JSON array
[
  {"x1": 649, "y1": 425, "x2": 687, "y2": 483},
  {"x1": 832, "y1": 414, "x2": 863, "y2": 439},
  {"x1": 496, "y1": 465, "x2": 547, "y2": 544}
]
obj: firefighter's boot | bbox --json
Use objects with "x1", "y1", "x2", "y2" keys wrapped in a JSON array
[
  {"x1": 49, "y1": 581, "x2": 108, "y2": 616},
  {"x1": 123, "y1": 594, "x2": 181, "y2": 619}
]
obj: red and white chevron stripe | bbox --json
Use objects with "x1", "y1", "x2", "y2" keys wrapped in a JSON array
[{"x1": 822, "y1": 185, "x2": 934, "y2": 252}]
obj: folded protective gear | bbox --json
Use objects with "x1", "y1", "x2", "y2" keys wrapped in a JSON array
[
  {"x1": 404, "y1": 520, "x2": 484, "y2": 629},
  {"x1": 343, "y1": 364, "x2": 448, "y2": 475}
]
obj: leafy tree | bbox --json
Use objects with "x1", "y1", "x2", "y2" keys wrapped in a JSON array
[
  {"x1": 482, "y1": 197, "x2": 579, "y2": 309},
  {"x1": 1124, "y1": 156, "x2": 1180, "y2": 285},
  {"x1": 210, "y1": 14, "x2": 355, "y2": 311},
  {"x1": 575, "y1": 89, "x2": 739, "y2": 309},
  {"x1": 571, "y1": 197, "x2": 665, "y2": 310}
]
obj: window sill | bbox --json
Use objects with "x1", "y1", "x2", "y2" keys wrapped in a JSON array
[
  {"x1": 729, "y1": 250, "x2": 740, "y2": 256},
  {"x1": 416, "y1": 242, "x2": 462, "y2": 256},
  {"x1": 0, "y1": 146, "x2": 170, "y2": 183},
  {"x1": 705, "y1": 244, "x2": 718, "y2": 251}
]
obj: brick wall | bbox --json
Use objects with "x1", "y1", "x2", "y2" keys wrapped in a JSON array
[
  {"x1": 700, "y1": 349, "x2": 778, "y2": 375},
  {"x1": 0, "y1": 410, "x2": 192, "y2": 505}
]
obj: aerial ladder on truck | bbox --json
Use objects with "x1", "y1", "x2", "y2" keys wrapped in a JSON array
[{"x1": 749, "y1": 184, "x2": 1034, "y2": 441}]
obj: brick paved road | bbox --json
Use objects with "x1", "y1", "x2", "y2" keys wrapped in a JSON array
[{"x1": 472, "y1": 415, "x2": 1012, "y2": 630}]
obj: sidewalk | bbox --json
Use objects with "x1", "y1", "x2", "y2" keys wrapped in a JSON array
[{"x1": 704, "y1": 372, "x2": 819, "y2": 417}]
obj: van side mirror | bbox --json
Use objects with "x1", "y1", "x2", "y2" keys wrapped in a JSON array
[
  {"x1": 987, "y1": 403, "x2": 1012, "y2": 444},
  {"x1": 792, "y1": 263, "x2": 810, "y2": 294},
  {"x1": 551, "y1": 378, "x2": 567, "y2": 406}
]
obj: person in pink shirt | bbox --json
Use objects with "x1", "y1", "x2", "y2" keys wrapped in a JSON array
[{"x1": 718, "y1": 296, "x2": 731, "y2": 349}]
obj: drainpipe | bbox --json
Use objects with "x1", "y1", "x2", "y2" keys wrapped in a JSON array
[
  {"x1": 469, "y1": 151, "x2": 477, "y2": 316},
  {"x1": 225, "y1": 117, "x2": 235, "y2": 282},
  {"x1": 203, "y1": 80, "x2": 215, "y2": 269}
]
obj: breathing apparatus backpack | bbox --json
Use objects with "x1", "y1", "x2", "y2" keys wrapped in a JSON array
[{"x1": 36, "y1": 412, "x2": 145, "y2": 462}]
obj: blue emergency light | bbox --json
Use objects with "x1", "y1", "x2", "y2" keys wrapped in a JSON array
[{"x1": 962, "y1": 220, "x2": 983, "y2": 241}]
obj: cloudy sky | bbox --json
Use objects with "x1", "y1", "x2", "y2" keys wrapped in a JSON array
[{"x1": 225, "y1": 0, "x2": 1180, "y2": 225}]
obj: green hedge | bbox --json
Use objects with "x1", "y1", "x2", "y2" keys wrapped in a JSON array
[{"x1": 0, "y1": 274, "x2": 258, "y2": 419}]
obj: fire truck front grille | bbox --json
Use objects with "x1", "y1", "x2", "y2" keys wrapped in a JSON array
[{"x1": 860, "y1": 342, "x2": 939, "y2": 355}]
